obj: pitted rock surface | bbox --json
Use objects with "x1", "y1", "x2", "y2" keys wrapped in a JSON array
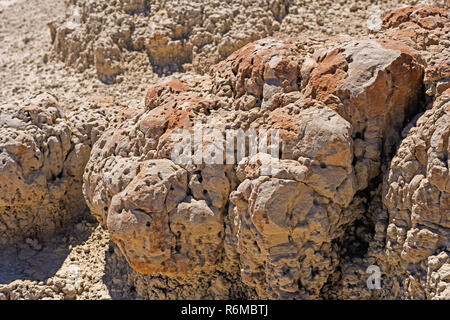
[
  {"x1": 83, "y1": 35, "x2": 426, "y2": 298},
  {"x1": 48, "y1": 0, "x2": 438, "y2": 82},
  {"x1": 380, "y1": 90, "x2": 450, "y2": 299},
  {"x1": 0, "y1": 93, "x2": 81, "y2": 246},
  {"x1": 48, "y1": 0, "x2": 291, "y2": 80},
  {"x1": 379, "y1": 6, "x2": 450, "y2": 98},
  {"x1": 1, "y1": 1, "x2": 449, "y2": 300}
]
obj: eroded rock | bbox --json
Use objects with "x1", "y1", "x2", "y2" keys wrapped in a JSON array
[
  {"x1": 83, "y1": 35, "x2": 426, "y2": 298},
  {"x1": 380, "y1": 6, "x2": 450, "y2": 98},
  {"x1": 0, "y1": 93, "x2": 81, "y2": 245},
  {"x1": 48, "y1": 0, "x2": 291, "y2": 79},
  {"x1": 381, "y1": 90, "x2": 449, "y2": 299},
  {"x1": 0, "y1": 91, "x2": 120, "y2": 246}
]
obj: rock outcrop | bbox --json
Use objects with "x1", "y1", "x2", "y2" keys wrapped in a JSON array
[
  {"x1": 0, "y1": 93, "x2": 82, "y2": 246},
  {"x1": 379, "y1": 5, "x2": 449, "y2": 98},
  {"x1": 1, "y1": 2, "x2": 448, "y2": 300},
  {"x1": 383, "y1": 90, "x2": 449, "y2": 299},
  {"x1": 83, "y1": 33, "x2": 428, "y2": 298},
  {"x1": 374, "y1": 7, "x2": 449, "y2": 298},
  {"x1": 48, "y1": 0, "x2": 437, "y2": 82},
  {"x1": 0, "y1": 93, "x2": 119, "y2": 246},
  {"x1": 48, "y1": 0, "x2": 291, "y2": 81},
  {"x1": 325, "y1": 6, "x2": 449, "y2": 300}
]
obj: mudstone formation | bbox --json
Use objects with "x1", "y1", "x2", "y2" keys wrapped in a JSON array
[
  {"x1": 48, "y1": 0, "x2": 291, "y2": 80},
  {"x1": 0, "y1": 3, "x2": 449, "y2": 299}
]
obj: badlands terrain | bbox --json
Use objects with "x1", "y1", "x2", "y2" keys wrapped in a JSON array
[{"x1": 0, "y1": 0, "x2": 449, "y2": 300}]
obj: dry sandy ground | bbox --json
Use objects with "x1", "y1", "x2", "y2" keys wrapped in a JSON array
[{"x1": 0, "y1": 0, "x2": 447, "y2": 300}]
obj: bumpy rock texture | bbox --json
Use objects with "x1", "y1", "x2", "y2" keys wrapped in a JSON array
[
  {"x1": 1, "y1": 1, "x2": 449, "y2": 300},
  {"x1": 326, "y1": 5, "x2": 450, "y2": 300},
  {"x1": 383, "y1": 91, "x2": 449, "y2": 299},
  {"x1": 49, "y1": 0, "x2": 291, "y2": 80},
  {"x1": 48, "y1": 0, "x2": 440, "y2": 82},
  {"x1": 379, "y1": 6, "x2": 450, "y2": 98},
  {"x1": 0, "y1": 92, "x2": 118, "y2": 246},
  {"x1": 0, "y1": 93, "x2": 83, "y2": 246},
  {"x1": 82, "y1": 21, "x2": 445, "y2": 298},
  {"x1": 378, "y1": 6, "x2": 450, "y2": 300}
]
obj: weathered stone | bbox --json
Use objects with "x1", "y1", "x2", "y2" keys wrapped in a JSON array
[{"x1": 83, "y1": 34, "x2": 426, "y2": 298}]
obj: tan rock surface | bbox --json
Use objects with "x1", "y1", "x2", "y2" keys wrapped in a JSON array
[
  {"x1": 0, "y1": 93, "x2": 82, "y2": 245},
  {"x1": 379, "y1": 5, "x2": 450, "y2": 98},
  {"x1": 0, "y1": 0, "x2": 449, "y2": 300}
]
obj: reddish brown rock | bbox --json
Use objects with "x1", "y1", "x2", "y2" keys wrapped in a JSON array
[
  {"x1": 211, "y1": 37, "x2": 306, "y2": 110},
  {"x1": 304, "y1": 39, "x2": 424, "y2": 190},
  {"x1": 49, "y1": 0, "x2": 291, "y2": 77},
  {"x1": 83, "y1": 35, "x2": 426, "y2": 298}
]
